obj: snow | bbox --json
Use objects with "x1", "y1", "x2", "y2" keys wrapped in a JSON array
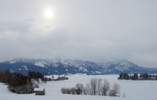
[
  {"x1": 23, "y1": 65, "x2": 28, "y2": 71},
  {"x1": 34, "y1": 87, "x2": 44, "y2": 91},
  {"x1": 0, "y1": 75, "x2": 157, "y2": 100},
  {"x1": 44, "y1": 75, "x2": 53, "y2": 79},
  {"x1": 9, "y1": 60, "x2": 16, "y2": 64},
  {"x1": 34, "y1": 62, "x2": 46, "y2": 67},
  {"x1": 79, "y1": 66, "x2": 87, "y2": 72}
]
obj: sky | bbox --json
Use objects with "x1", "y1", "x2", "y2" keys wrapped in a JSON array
[{"x1": 0, "y1": 0, "x2": 157, "y2": 67}]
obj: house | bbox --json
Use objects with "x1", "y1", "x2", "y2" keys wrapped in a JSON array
[
  {"x1": 43, "y1": 75, "x2": 69, "y2": 81},
  {"x1": 34, "y1": 87, "x2": 45, "y2": 95}
]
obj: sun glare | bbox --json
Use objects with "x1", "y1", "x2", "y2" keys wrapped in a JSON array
[{"x1": 43, "y1": 8, "x2": 54, "y2": 20}]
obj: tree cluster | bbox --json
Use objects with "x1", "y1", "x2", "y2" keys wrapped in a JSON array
[
  {"x1": 118, "y1": 73, "x2": 157, "y2": 80},
  {"x1": 61, "y1": 78, "x2": 120, "y2": 97},
  {"x1": 0, "y1": 70, "x2": 44, "y2": 94}
]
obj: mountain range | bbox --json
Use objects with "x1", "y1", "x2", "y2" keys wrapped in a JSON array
[{"x1": 0, "y1": 58, "x2": 157, "y2": 75}]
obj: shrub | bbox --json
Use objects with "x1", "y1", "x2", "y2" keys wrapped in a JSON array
[{"x1": 75, "y1": 83, "x2": 84, "y2": 95}]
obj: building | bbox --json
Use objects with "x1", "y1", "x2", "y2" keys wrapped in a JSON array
[{"x1": 34, "y1": 87, "x2": 45, "y2": 95}]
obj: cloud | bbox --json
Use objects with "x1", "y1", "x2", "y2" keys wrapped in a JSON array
[{"x1": 0, "y1": 0, "x2": 157, "y2": 67}]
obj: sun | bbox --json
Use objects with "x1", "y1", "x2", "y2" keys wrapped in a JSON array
[{"x1": 43, "y1": 7, "x2": 54, "y2": 20}]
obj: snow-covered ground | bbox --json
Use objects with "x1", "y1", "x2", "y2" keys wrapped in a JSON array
[{"x1": 0, "y1": 75, "x2": 157, "y2": 100}]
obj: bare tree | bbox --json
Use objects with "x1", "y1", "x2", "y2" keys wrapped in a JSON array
[
  {"x1": 109, "y1": 83, "x2": 120, "y2": 96},
  {"x1": 97, "y1": 79, "x2": 103, "y2": 95},
  {"x1": 84, "y1": 83, "x2": 91, "y2": 95},
  {"x1": 101, "y1": 79, "x2": 110, "y2": 96},
  {"x1": 90, "y1": 78, "x2": 97, "y2": 95}
]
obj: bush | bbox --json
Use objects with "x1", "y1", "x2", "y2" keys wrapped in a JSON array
[
  {"x1": 61, "y1": 88, "x2": 70, "y2": 94},
  {"x1": 75, "y1": 83, "x2": 84, "y2": 94}
]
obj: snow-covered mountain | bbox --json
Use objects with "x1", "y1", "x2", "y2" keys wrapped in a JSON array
[{"x1": 0, "y1": 58, "x2": 157, "y2": 75}]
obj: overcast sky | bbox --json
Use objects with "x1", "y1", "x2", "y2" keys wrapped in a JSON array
[{"x1": 0, "y1": 0, "x2": 157, "y2": 67}]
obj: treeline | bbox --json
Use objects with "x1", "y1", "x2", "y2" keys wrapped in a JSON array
[
  {"x1": 118, "y1": 73, "x2": 157, "y2": 80},
  {"x1": 61, "y1": 78, "x2": 120, "y2": 97},
  {"x1": 0, "y1": 70, "x2": 44, "y2": 94}
]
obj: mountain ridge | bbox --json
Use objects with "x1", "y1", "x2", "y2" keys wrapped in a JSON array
[{"x1": 0, "y1": 58, "x2": 157, "y2": 75}]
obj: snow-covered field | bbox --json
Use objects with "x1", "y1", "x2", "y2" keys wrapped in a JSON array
[{"x1": 0, "y1": 75, "x2": 157, "y2": 100}]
